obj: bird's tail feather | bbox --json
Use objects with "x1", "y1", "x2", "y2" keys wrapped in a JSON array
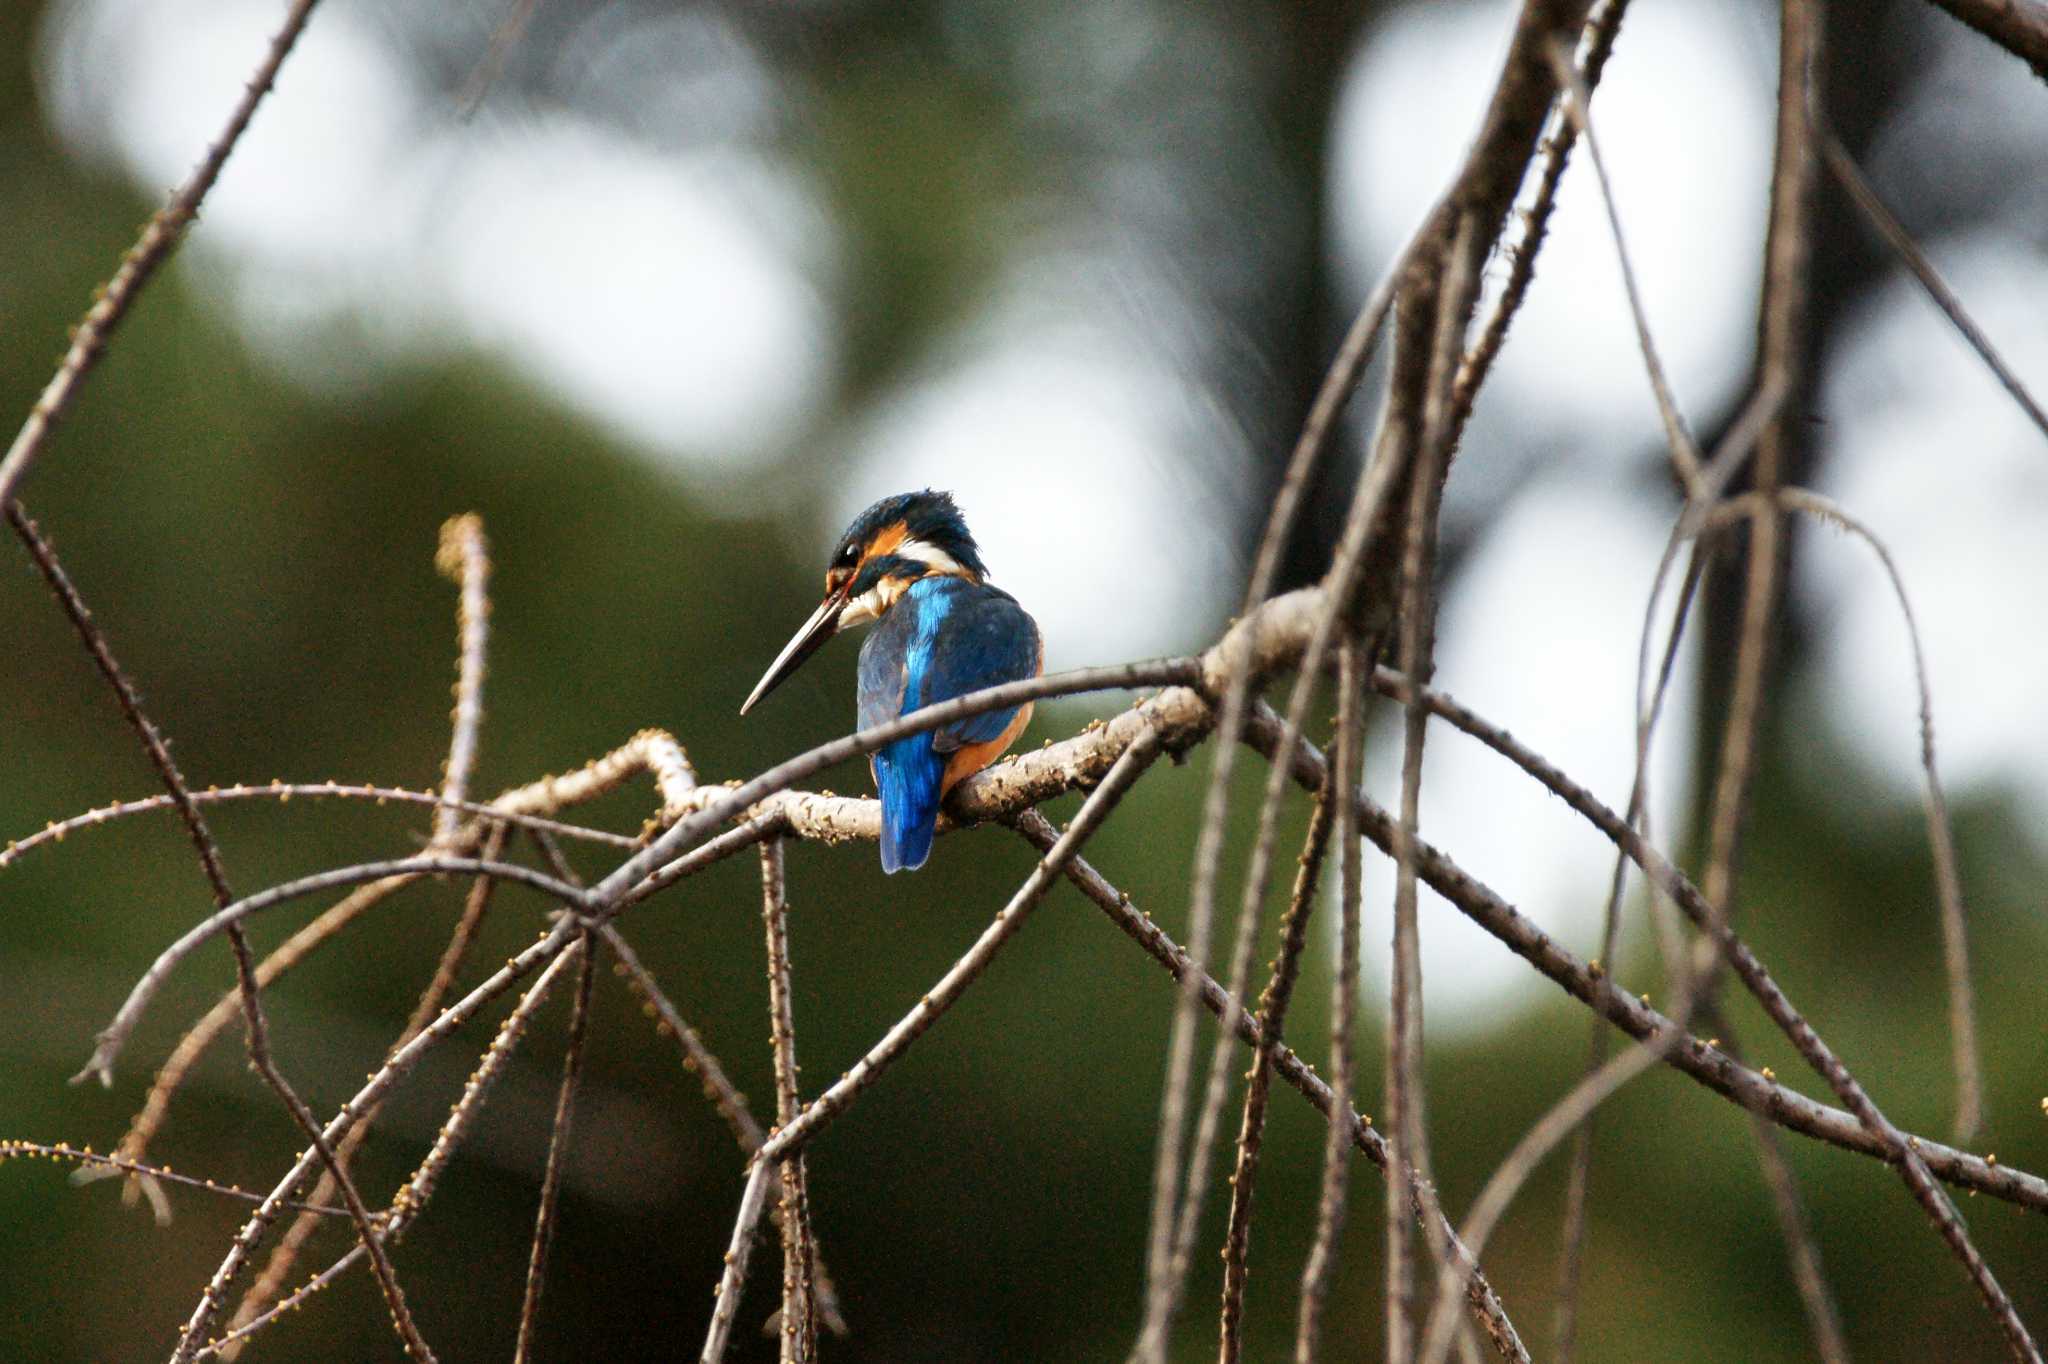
[{"x1": 876, "y1": 741, "x2": 942, "y2": 874}]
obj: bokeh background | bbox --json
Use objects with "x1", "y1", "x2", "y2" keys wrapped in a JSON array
[{"x1": 3, "y1": 0, "x2": 2046, "y2": 1358}]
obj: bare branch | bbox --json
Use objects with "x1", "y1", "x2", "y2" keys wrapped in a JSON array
[
  {"x1": 1818, "y1": 135, "x2": 2048, "y2": 445},
  {"x1": 1167, "y1": 186, "x2": 1421, "y2": 1353},
  {"x1": 5, "y1": 1141, "x2": 353, "y2": 1218},
  {"x1": 226, "y1": 826, "x2": 511, "y2": 1348},
  {"x1": 597, "y1": 659, "x2": 1200, "y2": 919},
  {"x1": 1451, "y1": 0, "x2": 1633, "y2": 425},
  {"x1": 605, "y1": 927, "x2": 762, "y2": 1147},
  {"x1": 1696, "y1": 0, "x2": 1822, "y2": 932},
  {"x1": 112, "y1": 873, "x2": 418, "y2": 1186},
  {"x1": 1387, "y1": 208, "x2": 1487, "y2": 1364},
  {"x1": 1417, "y1": 1005, "x2": 1687, "y2": 1364},
  {"x1": 760, "y1": 840, "x2": 817, "y2": 1363},
  {"x1": 1541, "y1": 36, "x2": 1702, "y2": 487},
  {"x1": 514, "y1": 931, "x2": 598, "y2": 1363},
  {"x1": 700, "y1": 1160, "x2": 775, "y2": 1364},
  {"x1": 1699, "y1": 1012, "x2": 1853, "y2": 1364},
  {"x1": 1240, "y1": 702, "x2": 2048, "y2": 1219},
  {"x1": 82, "y1": 854, "x2": 584, "y2": 1088},
  {"x1": 0, "y1": 0, "x2": 324, "y2": 509},
  {"x1": 0, "y1": 784, "x2": 635, "y2": 871},
  {"x1": 1142, "y1": 0, "x2": 1599, "y2": 1336},
  {"x1": 432, "y1": 514, "x2": 492, "y2": 847},
  {"x1": 199, "y1": 938, "x2": 584, "y2": 1360},
  {"x1": 695, "y1": 732, "x2": 1168, "y2": 1355},
  {"x1": 1018, "y1": 820, "x2": 1530, "y2": 1364},
  {"x1": 1780, "y1": 486, "x2": 1981, "y2": 1139},
  {"x1": 756, "y1": 729, "x2": 1165, "y2": 1173},
  {"x1": 173, "y1": 917, "x2": 584, "y2": 1356},
  {"x1": 10, "y1": 505, "x2": 432, "y2": 1362},
  {"x1": 1921, "y1": 0, "x2": 2048, "y2": 81},
  {"x1": 1218, "y1": 772, "x2": 1338, "y2": 1362},
  {"x1": 608, "y1": 912, "x2": 848, "y2": 1336},
  {"x1": 1550, "y1": 553, "x2": 1702, "y2": 1362},
  {"x1": 1294, "y1": 636, "x2": 1368, "y2": 1364}
]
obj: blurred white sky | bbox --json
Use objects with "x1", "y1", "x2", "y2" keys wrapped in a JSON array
[{"x1": 35, "y1": 0, "x2": 2048, "y2": 1030}]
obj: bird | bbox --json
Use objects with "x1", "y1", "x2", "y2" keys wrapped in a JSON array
[{"x1": 740, "y1": 490, "x2": 1043, "y2": 873}]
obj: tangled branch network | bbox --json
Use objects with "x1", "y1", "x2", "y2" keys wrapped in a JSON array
[{"x1": 5, "y1": 0, "x2": 2048, "y2": 1359}]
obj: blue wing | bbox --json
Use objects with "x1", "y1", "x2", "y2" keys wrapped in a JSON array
[
  {"x1": 856, "y1": 577, "x2": 1041, "y2": 873},
  {"x1": 924, "y1": 586, "x2": 1041, "y2": 753}
]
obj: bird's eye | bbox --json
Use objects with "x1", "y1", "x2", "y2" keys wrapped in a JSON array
[{"x1": 838, "y1": 545, "x2": 858, "y2": 565}]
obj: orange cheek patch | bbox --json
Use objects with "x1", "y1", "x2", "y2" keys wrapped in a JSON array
[{"x1": 868, "y1": 522, "x2": 908, "y2": 559}]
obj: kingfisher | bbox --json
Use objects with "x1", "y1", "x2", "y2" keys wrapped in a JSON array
[{"x1": 740, "y1": 490, "x2": 1043, "y2": 873}]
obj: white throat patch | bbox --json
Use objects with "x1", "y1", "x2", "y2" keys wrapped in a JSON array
[{"x1": 893, "y1": 537, "x2": 968, "y2": 577}]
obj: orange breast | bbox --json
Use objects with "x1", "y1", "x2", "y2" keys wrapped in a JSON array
[{"x1": 940, "y1": 701, "x2": 1035, "y2": 796}]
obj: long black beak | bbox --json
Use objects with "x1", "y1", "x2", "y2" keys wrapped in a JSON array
[{"x1": 740, "y1": 589, "x2": 846, "y2": 715}]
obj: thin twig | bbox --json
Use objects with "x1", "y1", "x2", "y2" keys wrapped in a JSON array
[
  {"x1": 1143, "y1": 270, "x2": 1437, "y2": 1358},
  {"x1": 1145, "y1": 0, "x2": 1598, "y2": 1332},
  {"x1": 592, "y1": 659, "x2": 1201, "y2": 915},
  {"x1": 0, "y1": 784, "x2": 634, "y2": 871},
  {"x1": 1697, "y1": 1008, "x2": 1853, "y2": 1364},
  {"x1": 394, "y1": 942, "x2": 583, "y2": 1237},
  {"x1": 1156, "y1": 199, "x2": 1417, "y2": 1354},
  {"x1": 1415, "y1": 701, "x2": 1816, "y2": 1364},
  {"x1": 0, "y1": 0, "x2": 325, "y2": 508},
  {"x1": 432, "y1": 514, "x2": 491, "y2": 847},
  {"x1": 700, "y1": 1160, "x2": 775, "y2": 1364},
  {"x1": 225, "y1": 826, "x2": 510, "y2": 1349},
  {"x1": 1550, "y1": 555, "x2": 1703, "y2": 1364},
  {"x1": 1920, "y1": 0, "x2": 2048, "y2": 81},
  {"x1": 1695, "y1": 0, "x2": 1820, "y2": 935},
  {"x1": 1251, "y1": 704, "x2": 2045, "y2": 1361},
  {"x1": 115, "y1": 873, "x2": 417, "y2": 1183},
  {"x1": 1241, "y1": 700, "x2": 2048, "y2": 1212},
  {"x1": 606, "y1": 927, "x2": 763, "y2": 1149},
  {"x1": 198, "y1": 941, "x2": 583, "y2": 1360},
  {"x1": 173, "y1": 916, "x2": 584, "y2": 1357},
  {"x1": 9, "y1": 505, "x2": 433, "y2": 1363},
  {"x1": 180, "y1": 774, "x2": 798, "y2": 1357},
  {"x1": 1017, "y1": 820, "x2": 1530, "y2": 1364},
  {"x1": 695, "y1": 731, "x2": 1167, "y2": 1359},
  {"x1": 83, "y1": 854, "x2": 584, "y2": 1088},
  {"x1": 1779, "y1": 487, "x2": 1980, "y2": 1140},
  {"x1": 756, "y1": 729, "x2": 1165, "y2": 1172},
  {"x1": 1541, "y1": 35, "x2": 1702, "y2": 488},
  {"x1": 760, "y1": 840, "x2": 817, "y2": 1363},
  {"x1": 514, "y1": 930, "x2": 598, "y2": 1363},
  {"x1": 602, "y1": 922, "x2": 849, "y2": 1336},
  {"x1": 1294, "y1": 635, "x2": 1368, "y2": 1364},
  {"x1": 1217, "y1": 775, "x2": 1339, "y2": 1362},
  {"x1": 1818, "y1": 136, "x2": 2047, "y2": 444},
  {"x1": 1386, "y1": 209, "x2": 1484, "y2": 1364},
  {"x1": 1417, "y1": 1001, "x2": 1694, "y2": 1364},
  {"x1": 1537, "y1": 42, "x2": 1834, "y2": 1353},
  {"x1": 4, "y1": 1141, "x2": 354, "y2": 1218},
  {"x1": 1449, "y1": 0, "x2": 1633, "y2": 428}
]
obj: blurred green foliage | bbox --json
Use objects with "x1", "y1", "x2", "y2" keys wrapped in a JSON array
[{"x1": 3, "y1": 1, "x2": 2046, "y2": 1360}]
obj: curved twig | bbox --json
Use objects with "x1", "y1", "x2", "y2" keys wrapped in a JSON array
[
  {"x1": 81, "y1": 855, "x2": 584, "y2": 1088},
  {"x1": 0, "y1": 784, "x2": 634, "y2": 871}
]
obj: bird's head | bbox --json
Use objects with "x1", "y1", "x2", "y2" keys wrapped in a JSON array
[{"x1": 740, "y1": 490, "x2": 987, "y2": 715}]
